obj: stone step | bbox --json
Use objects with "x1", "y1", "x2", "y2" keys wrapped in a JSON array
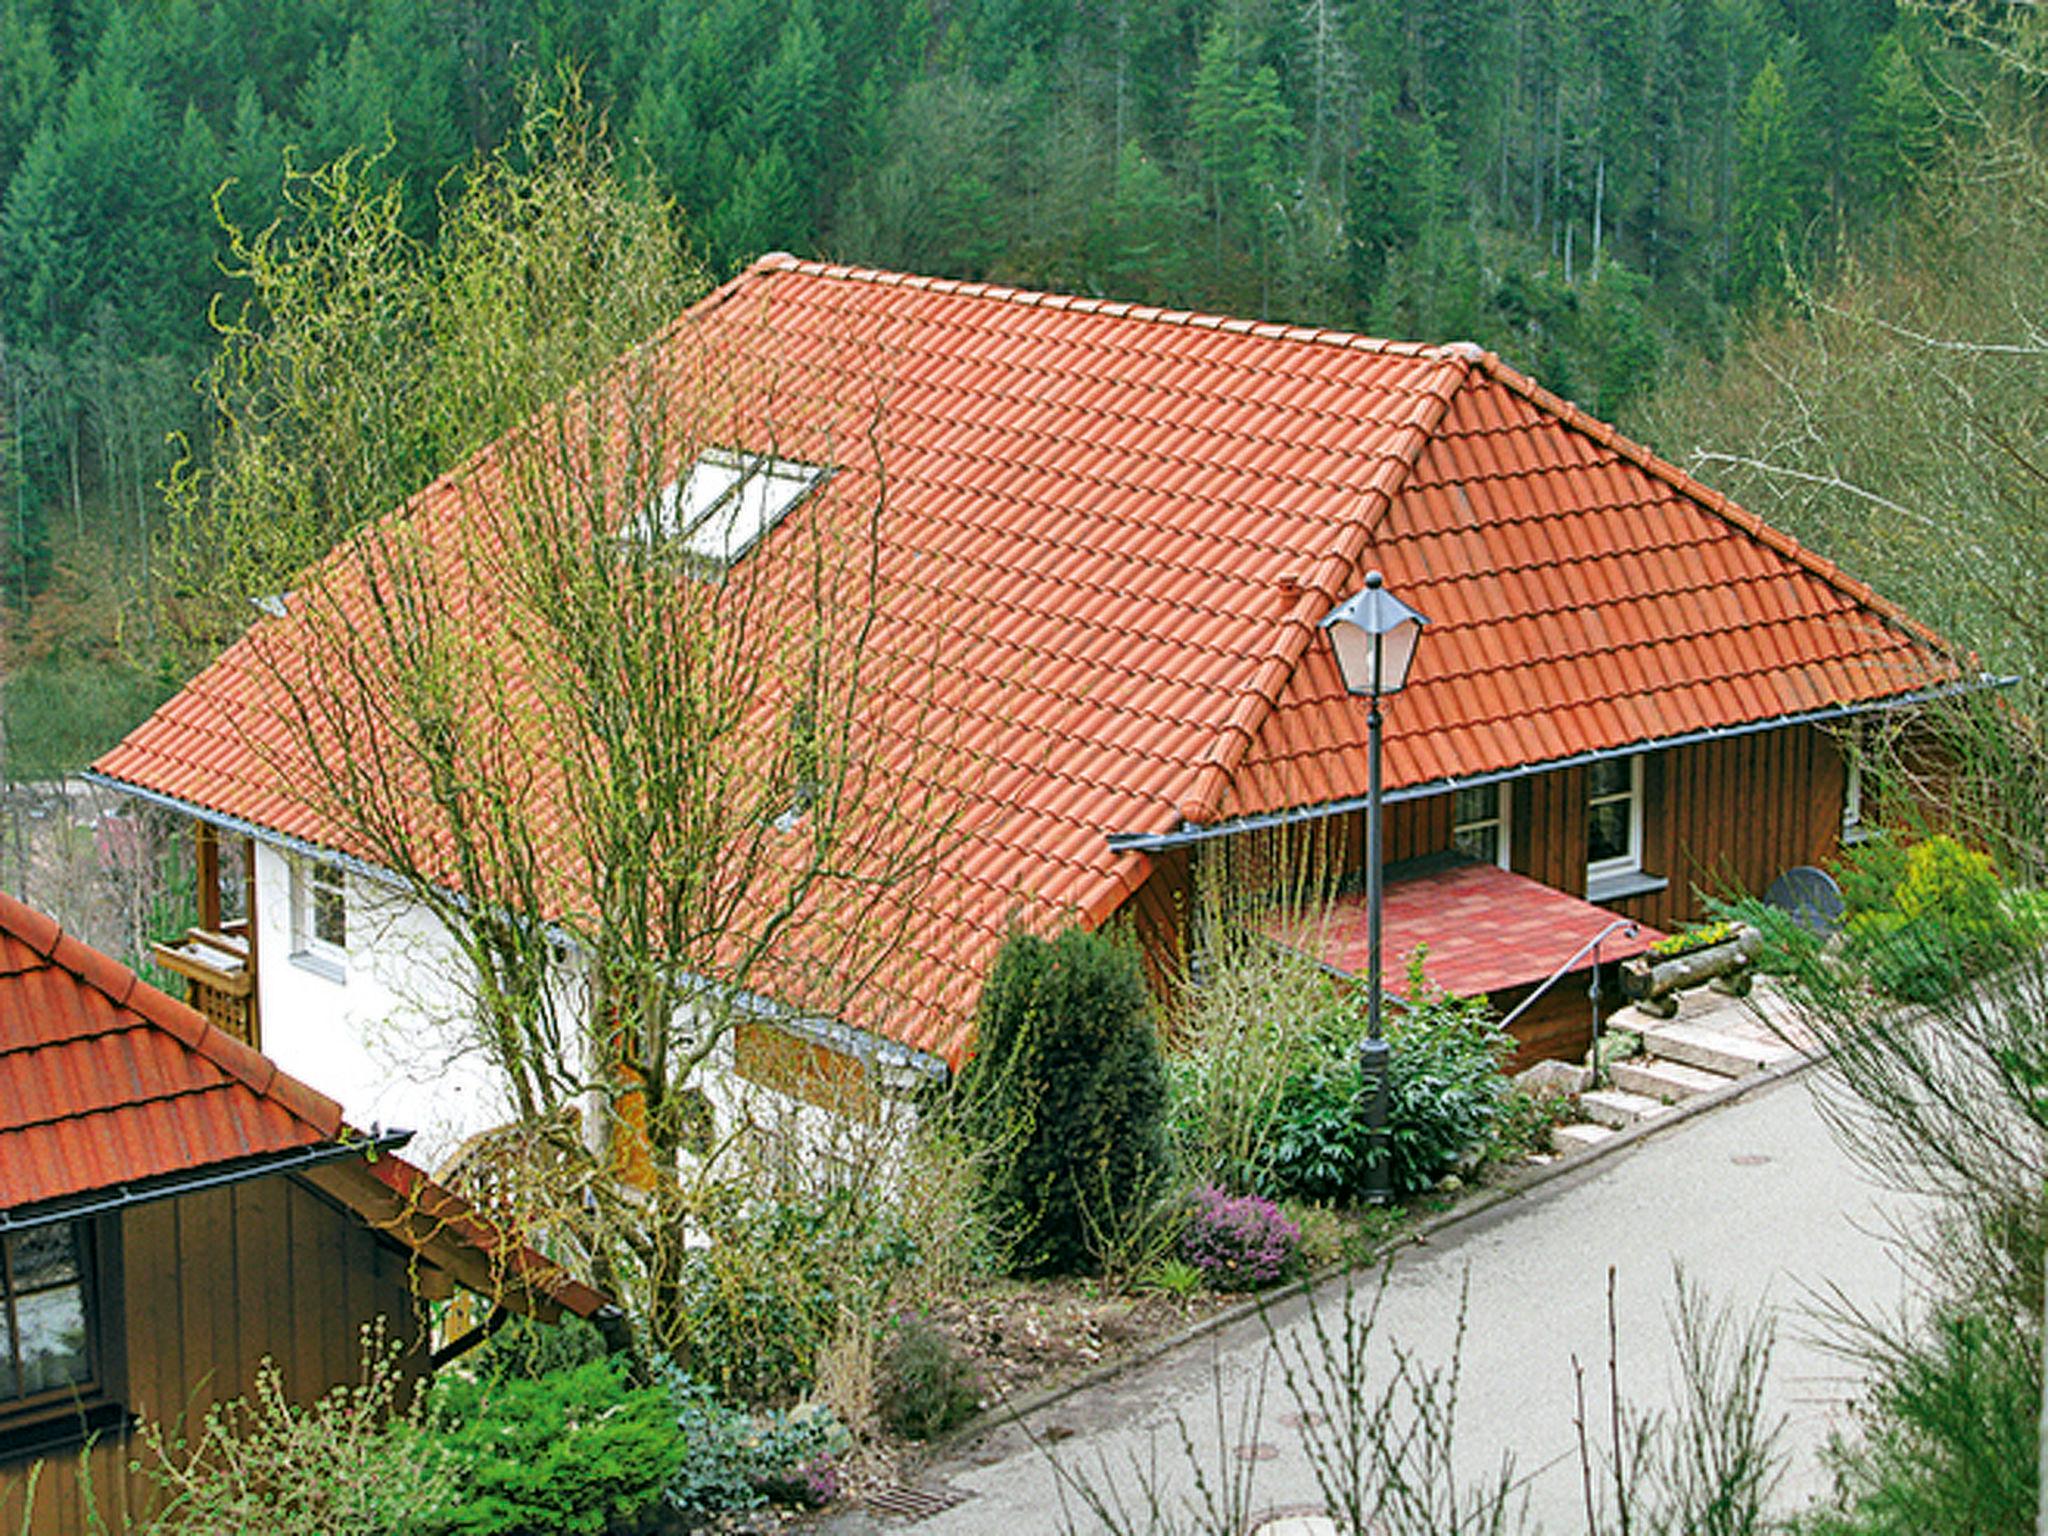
[
  {"x1": 1551, "y1": 1121, "x2": 1617, "y2": 1156},
  {"x1": 1637, "y1": 1020, "x2": 1802, "y2": 1079},
  {"x1": 1610, "y1": 1057, "x2": 1731, "y2": 1103},
  {"x1": 1579, "y1": 1087, "x2": 1672, "y2": 1130}
]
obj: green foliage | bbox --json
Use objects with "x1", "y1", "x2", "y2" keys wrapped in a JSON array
[
  {"x1": 1839, "y1": 835, "x2": 2032, "y2": 1003},
  {"x1": 668, "y1": 1188, "x2": 917, "y2": 1406},
  {"x1": 1266, "y1": 954, "x2": 1512, "y2": 1204},
  {"x1": 134, "y1": 1328, "x2": 455, "y2": 1536},
  {"x1": 1136, "y1": 1255, "x2": 1207, "y2": 1299},
  {"x1": 1649, "y1": 920, "x2": 1741, "y2": 959},
  {"x1": 423, "y1": 1358, "x2": 685, "y2": 1536},
  {"x1": 1805, "y1": 1301, "x2": 2039, "y2": 1536},
  {"x1": 418, "y1": 1353, "x2": 841, "y2": 1534},
  {"x1": 876, "y1": 1311, "x2": 983, "y2": 1440},
  {"x1": 660, "y1": 1371, "x2": 843, "y2": 1521},
  {"x1": 463, "y1": 1312, "x2": 610, "y2": 1383},
  {"x1": 959, "y1": 925, "x2": 1169, "y2": 1278},
  {"x1": 158, "y1": 75, "x2": 700, "y2": 664},
  {"x1": 1168, "y1": 849, "x2": 1355, "y2": 1197},
  {"x1": 0, "y1": 643, "x2": 164, "y2": 779}
]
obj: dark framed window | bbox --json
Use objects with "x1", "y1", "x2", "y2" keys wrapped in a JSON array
[
  {"x1": 1451, "y1": 783, "x2": 1511, "y2": 869},
  {"x1": 1, "y1": 1224, "x2": 96, "y2": 1413}
]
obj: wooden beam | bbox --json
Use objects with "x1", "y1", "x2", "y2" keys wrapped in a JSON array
[{"x1": 195, "y1": 823, "x2": 221, "y2": 932}]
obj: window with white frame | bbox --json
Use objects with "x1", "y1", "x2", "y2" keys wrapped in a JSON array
[
  {"x1": 1451, "y1": 782, "x2": 1511, "y2": 869},
  {"x1": 290, "y1": 856, "x2": 348, "y2": 974},
  {"x1": 629, "y1": 449, "x2": 827, "y2": 569},
  {"x1": 1586, "y1": 754, "x2": 1645, "y2": 884}
]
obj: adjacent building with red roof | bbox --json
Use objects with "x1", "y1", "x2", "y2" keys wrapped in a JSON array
[
  {"x1": 87, "y1": 256, "x2": 1972, "y2": 1131},
  {"x1": 0, "y1": 891, "x2": 605, "y2": 1533}
]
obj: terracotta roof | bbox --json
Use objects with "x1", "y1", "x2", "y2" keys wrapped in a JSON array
[
  {"x1": 0, "y1": 891, "x2": 606, "y2": 1320},
  {"x1": 1265, "y1": 858, "x2": 1663, "y2": 1000},
  {"x1": 0, "y1": 889, "x2": 344, "y2": 1211},
  {"x1": 93, "y1": 256, "x2": 1963, "y2": 1068}
]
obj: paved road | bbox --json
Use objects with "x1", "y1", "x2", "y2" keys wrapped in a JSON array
[{"x1": 879, "y1": 1070, "x2": 1923, "y2": 1535}]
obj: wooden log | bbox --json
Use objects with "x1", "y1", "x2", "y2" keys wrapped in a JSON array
[{"x1": 1621, "y1": 926, "x2": 1762, "y2": 1001}]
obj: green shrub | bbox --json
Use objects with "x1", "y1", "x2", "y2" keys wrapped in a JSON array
[
  {"x1": 1806, "y1": 1301, "x2": 2038, "y2": 1536},
  {"x1": 423, "y1": 1357, "x2": 685, "y2": 1536},
  {"x1": 1841, "y1": 835, "x2": 2031, "y2": 1002},
  {"x1": 464, "y1": 1313, "x2": 609, "y2": 1382},
  {"x1": 670, "y1": 1189, "x2": 916, "y2": 1406},
  {"x1": 958, "y1": 926, "x2": 1169, "y2": 1277},
  {"x1": 1166, "y1": 927, "x2": 1350, "y2": 1195},
  {"x1": 877, "y1": 1312, "x2": 982, "y2": 1440},
  {"x1": 1266, "y1": 956, "x2": 1512, "y2": 1203},
  {"x1": 426, "y1": 1357, "x2": 842, "y2": 1535},
  {"x1": 660, "y1": 1371, "x2": 843, "y2": 1519},
  {"x1": 134, "y1": 1329, "x2": 453, "y2": 1536}
]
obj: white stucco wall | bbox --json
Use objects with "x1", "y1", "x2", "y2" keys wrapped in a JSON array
[
  {"x1": 247, "y1": 838, "x2": 942, "y2": 1176},
  {"x1": 251, "y1": 840, "x2": 514, "y2": 1164}
]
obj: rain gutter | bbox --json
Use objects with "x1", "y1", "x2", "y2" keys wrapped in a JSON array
[
  {"x1": 1107, "y1": 674, "x2": 2017, "y2": 855},
  {"x1": 0, "y1": 1129, "x2": 414, "y2": 1236}
]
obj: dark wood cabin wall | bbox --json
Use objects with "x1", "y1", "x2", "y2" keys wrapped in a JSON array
[
  {"x1": 6, "y1": 1174, "x2": 425, "y2": 1536},
  {"x1": 1601, "y1": 725, "x2": 1847, "y2": 933},
  {"x1": 1114, "y1": 723, "x2": 1848, "y2": 1057},
  {"x1": 1122, "y1": 845, "x2": 1193, "y2": 1008},
  {"x1": 1489, "y1": 969, "x2": 1628, "y2": 1070}
]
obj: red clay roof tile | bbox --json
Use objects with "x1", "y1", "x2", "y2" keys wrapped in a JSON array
[
  {"x1": 0, "y1": 890, "x2": 347, "y2": 1210},
  {"x1": 93, "y1": 260, "x2": 1960, "y2": 1068}
]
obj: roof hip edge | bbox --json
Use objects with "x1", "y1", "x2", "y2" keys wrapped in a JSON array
[
  {"x1": 1469, "y1": 353, "x2": 1962, "y2": 661},
  {"x1": 1172, "y1": 351, "x2": 1479, "y2": 827}
]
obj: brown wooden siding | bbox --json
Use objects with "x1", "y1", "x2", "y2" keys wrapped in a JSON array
[
  {"x1": 1120, "y1": 722, "x2": 1852, "y2": 1064},
  {"x1": 2, "y1": 1173, "x2": 426, "y2": 1536}
]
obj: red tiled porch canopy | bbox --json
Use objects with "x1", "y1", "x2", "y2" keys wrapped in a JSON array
[{"x1": 1265, "y1": 857, "x2": 1664, "y2": 1000}]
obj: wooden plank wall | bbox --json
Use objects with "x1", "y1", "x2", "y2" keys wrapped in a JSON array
[
  {"x1": 2, "y1": 1174, "x2": 425, "y2": 1536},
  {"x1": 1118, "y1": 723, "x2": 1851, "y2": 1060},
  {"x1": 1604, "y1": 725, "x2": 1847, "y2": 933}
]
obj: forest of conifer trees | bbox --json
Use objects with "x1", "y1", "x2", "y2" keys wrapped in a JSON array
[{"x1": 0, "y1": 0, "x2": 1973, "y2": 771}]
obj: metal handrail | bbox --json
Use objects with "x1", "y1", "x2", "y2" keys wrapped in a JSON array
[{"x1": 1498, "y1": 917, "x2": 1641, "y2": 1087}]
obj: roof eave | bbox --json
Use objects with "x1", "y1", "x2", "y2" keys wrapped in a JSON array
[{"x1": 1108, "y1": 672, "x2": 2016, "y2": 854}]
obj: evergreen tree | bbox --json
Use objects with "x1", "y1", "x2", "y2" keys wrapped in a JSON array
[
  {"x1": 958, "y1": 926, "x2": 1168, "y2": 1279},
  {"x1": 1732, "y1": 53, "x2": 1817, "y2": 300},
  {"x1": 0, "y1": 0, "x2": 62, "y2": 190}
]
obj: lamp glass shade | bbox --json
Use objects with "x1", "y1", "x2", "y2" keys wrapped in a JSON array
[{"x1": 1321, "y1": 575, "x2": 1429, "y2": 696}]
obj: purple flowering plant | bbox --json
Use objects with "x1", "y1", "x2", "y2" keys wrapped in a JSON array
[{"x1": 1180, "y1": 1186, "x2": 1301, "y2": 1292}]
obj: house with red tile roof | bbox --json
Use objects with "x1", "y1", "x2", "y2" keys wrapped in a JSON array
[
  {"x1": 0, "y1": 890, "x2": 606, "y2": 1535},
  {"x1": 87, "y1": 256, "x2": 1974, "y2": 1138}
]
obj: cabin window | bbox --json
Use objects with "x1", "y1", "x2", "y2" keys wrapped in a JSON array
[
  {"x1": 1, "y1": 1225, "x2": 95, "y2": 1412},
  {"x1": 630, "y1": 449, "x2": 827, "y2": 569},
  {"x1": 290, "y1": 856, "x2": 349, "y2": 976},
  {"x1": 1451, "y1": 783, "x2": 1511, "y2": 869},
  {"x1": 1586, "y1": 754, "x2": 1645, "y2": 884}
]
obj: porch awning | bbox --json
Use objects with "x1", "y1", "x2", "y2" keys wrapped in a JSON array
[{"x1": 1263, "y1": 856, "x2": 1664, "y2": 1000}]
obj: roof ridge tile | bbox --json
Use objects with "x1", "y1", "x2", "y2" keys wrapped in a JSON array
[
  {"x1": 758, "y1": 256, "x2": 1447, "y2": 359},
  {"x1": 0, "y1": 891, "x2": 61, "y2": 957}
]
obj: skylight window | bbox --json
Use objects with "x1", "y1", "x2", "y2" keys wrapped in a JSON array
[{"x1": 634, "y1": 448, "x2": 827, "y2": 568}]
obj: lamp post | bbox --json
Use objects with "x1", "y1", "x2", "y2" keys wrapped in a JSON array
[{"x1": 1321, "y1": 570, "x2": 1428, "y2": 1206}]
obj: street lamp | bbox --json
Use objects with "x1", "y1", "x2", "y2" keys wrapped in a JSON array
[{"x1": 1321, "y1": 569, "x2": 1429, "y2": 1206}]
